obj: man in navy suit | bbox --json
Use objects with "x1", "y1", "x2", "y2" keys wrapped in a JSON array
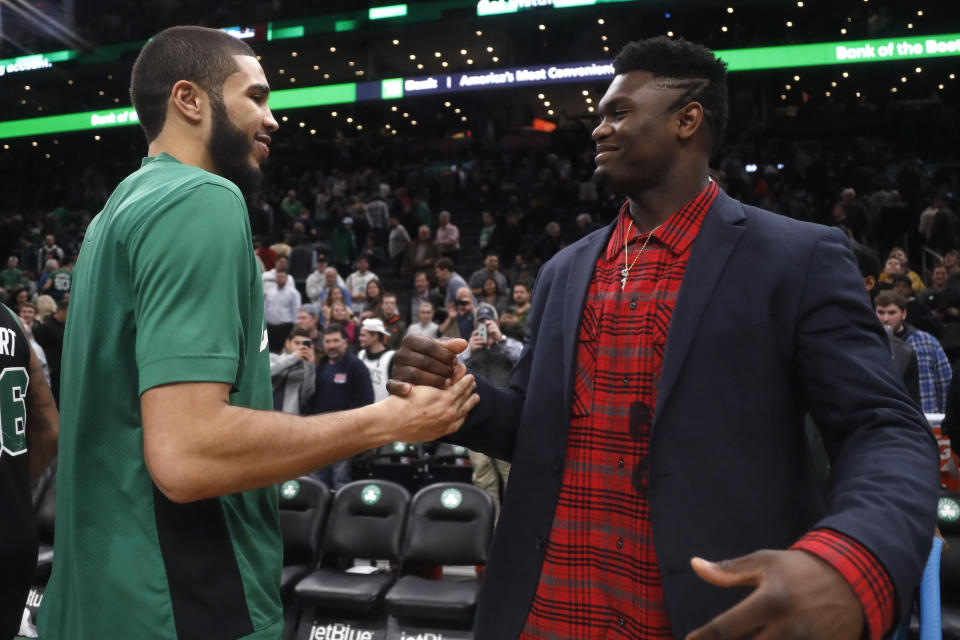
[{"x1": 390, "y1": 37, "x2": 937, "y2": 640}]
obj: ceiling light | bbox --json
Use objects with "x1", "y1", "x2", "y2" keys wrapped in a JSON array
[
  {"x1": 603, "y1": 46, "x2": 610, "y2": 52},
  {"x1": 444, "y1": 101, "x2": 452, "y2": 107},
  {"x1": 467, "y1": 59, "x2": 474, "y2": 64},
  {"x1": 461, "y1": 116, "x2": 468, "y2": 121},
  {"x1": 330, "y1": 46, "x2": 336, "y2": 53},
  {"x1": 348, "y1": 60, "x2": 355, "y2": 66},
  {"x1": 357, "y1": 125, "x2": 363, "y2": 130},
  {"x1": 918, "y1": 10, "x2": 924, "y2": 15},
  {"x1": 67, "y1": 79, "x2": 73, "y2": 85},
  {"x1": 547, "y1": 109, "x2": 554, "y2": 115},
  {"x1": 588, "y1": 106, "x2": 595, "y2": 112},
  {"x1": 460, "y1": 49, "x2": 467, "y2": 55},
  {"x1": 442, "y1": 61, "x2": 449, "y2": 67},
  {"x1": 721, "y1": 26, "x2": 728, "y2": 32},
  {"x1": 393, "y1": 39, "x2": 400, "y2": 45},
  {"x1": 310, "y1": 129, "x2": 316, "y2": 134},
  {"x1": 916, "y1": 67, "x2": 922, "y2": 73},
  {"x1": 24, "y1": 85, "x2": 30, "y2": 91},
  {"x1": 786, "y1": 83, "x2": 792, "y2": 89},
  {"x1": 492, "y1": 56, "x2": 499, "y2": 62},
  {"x1": 727, "y1": 7, "x2": 734, "y2": 13},
  {"x1": 313, "y1": 65, "x2": 319, "y2": 70},
  {"x1": 586, "y1": 98, "x2": 593, "y2": 103},
  {"x1": 476, "y1": 30, "x2": 482, "y2": 36},
  {"x1": 781, "y1": 94, "x2": 787, "y2": 100},
  {"x1": 94, "y1": 135, "x2": 100, "y2": 140},
  {"x1": 256, "y1": 56, "x2": 262, "y2": 61},
  {"x1": 939, "y1": 84, "x2": 945, "y2": 89},
  {"x1": 455, "y1": 108, "x2": 461, "y2": 113},
  {"x1": 346, "y1": 117, "x2": 353, "y2": 123},
  {"x1": 601, "y1": 35, "x2": 607, "y2": 41},
  {"x1": 282, "y1": 116, "x2": 289, "y2": 121},
  {"x1": 45, "y1": 153, "x2": 51, "y2": 159},
  {"x1": 797, "y1": 0, "x2": 804, "y2": 6},
  {"x1": 840, "y1": 28, "x2": 847, "y2": 34},
  {"x1": 403, "y1": 112, "x2": 409, "y2": 118},
  {"x1": 290, "y1": 77, "x2": 296, "y2": 82},
  {"x1": 299, "y1": 121, "x2": 305, "y2": 127},
  {"x1": 543, "y1": 101, "x2": 550, "y2": 107},
  {"x1": 538, "y1": 93, "x2": 545, "y2": 99},
  {"x1": 901, "y1": 76, "x2": 908, "y2": 82},
  {"x1": 98, "y1": 90, "x2": 104, "y2": 95},
  {"x1": 842, "y1": 71, "x2": 849, "y2": 78},
  {"x1": 825, "y1": 91, "x2": 831, "y2": 97},
  {"x1": 793, "y1": 75, "x2": 800, "y2": 81},
  {"x1": 951, "y1": 74, "x2": 957, "y2": 79},
  {"x1": 856, "y1": 92, "x2": 861, "y2": 97},
  {"x1": 31, "y1": 141, "x2": 37, "y2": 147},
  {"x1": 279, "y1": 69, "x2": 285, "y2": 74},
  {"x1": 538, "y1": 24, "x2": 546, "y2": 30},
  {"x1": 417, "y1": 64, "x2": 423, "y2": 69},
  {"x1": 831, "y1": 81, "x2": 837, "y2": 87},
  {"x1": 597, "y1": 18, "x2": 604, "y2": 24},
  {"x1": 786, "y1": 20, "x2": 793, "y2": 27},
  {"x1": 332, "y1": 111, "x2": 338, "y2": 117},
  {"x1": 291, "y1": 52, "x2": 298, "y2": 57},
  {"x1": 667, "y1": 31, "x2": 674, "y2": 37},
  {"x1": 908, "y1": 23, "x2": 914, "y2": 28},
  {"x1": 114, "y1": 97, "x2": 119, "y2": 102},
  {"x1": 891, "y1": 87, "x2": 898, "y2": 93},
  {"x1": 409, "y1": 54, "x2": 416, "y2": 60},
  {"x1": 582, "y1": 90, "x2": 589, "y2": 96},
  {"x1": 435, "y1": 51, "x2": 442, "y2": 57},
  {"x1": 357, "y1": 70, "x2": 365, "y2": 75},
  {"x1": 324, "y1": 74, "x2": 330, "y2": 79},
  {"x1": 487, "y1": 46, "x2": 494, "y2": 52},
  {"x1": 391, "y1": 106, "x2": 398, "y2": 111},
  {"x1": 411, "y1": 120, "x2": 417, "y2": 125}
]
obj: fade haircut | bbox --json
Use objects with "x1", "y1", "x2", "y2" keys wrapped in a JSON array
[
  {"x1": 130, "y1": 26, "x2": 256, "y2": 143},
  {"x1": 613, "y1": 36, "x2": 728, "y2": 152},
  {"x1": 874, "y1": 290, "x2": 907, "y2": 311}
]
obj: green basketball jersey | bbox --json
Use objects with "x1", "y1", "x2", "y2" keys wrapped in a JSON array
[{"x1": 39, "y1": 153, "x2": 282, "y2": 640}]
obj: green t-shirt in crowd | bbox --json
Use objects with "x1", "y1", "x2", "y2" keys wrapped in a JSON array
[
  {"x1": 46, "y1": 268, "x2": 72, "y2": 297},
  {"x1": 0, "y1": 268, "x2": 24, "y2": 291},
  {"x1": 39, "y1": 153, "x2": 281, "y2": 640}
]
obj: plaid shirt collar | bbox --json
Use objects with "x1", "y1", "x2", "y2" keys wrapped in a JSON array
[{"x1": 606, "y1": 179, "x2": 718, "y2": 261}]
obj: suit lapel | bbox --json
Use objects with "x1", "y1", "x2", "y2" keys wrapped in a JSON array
[
  {"x1": 653, "y1": 191, "x2": 746, "y2": 428},
  {"x1": 560, "y1": 225, "x2": 612, "y2": 410}
]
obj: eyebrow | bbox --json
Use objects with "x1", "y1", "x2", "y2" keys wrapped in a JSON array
[{"x1": 247, "y1": 83, "x2": 271, "y2": 96}]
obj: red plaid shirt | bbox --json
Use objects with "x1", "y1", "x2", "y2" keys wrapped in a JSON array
[{"x1": 519, "y1": 181, "x2": 893, "y2": 639}]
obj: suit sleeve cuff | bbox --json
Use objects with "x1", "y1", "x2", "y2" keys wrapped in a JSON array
[{"x1": 791, "y1": 529, "x2": 895, "y2": 640}]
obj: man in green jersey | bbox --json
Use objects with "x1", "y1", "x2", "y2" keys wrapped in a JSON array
[{"x1": 39, "y1": 26, "x2": 478, "y2": 640}]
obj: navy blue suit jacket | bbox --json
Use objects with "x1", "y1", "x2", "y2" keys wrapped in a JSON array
[{"x1": 451, "y1": 189, "x2": 939, "y2": 638}]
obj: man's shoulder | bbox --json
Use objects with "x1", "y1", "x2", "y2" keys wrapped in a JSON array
[{"x1": 904, "y1": 326, "x2": 944, "y2": 349}]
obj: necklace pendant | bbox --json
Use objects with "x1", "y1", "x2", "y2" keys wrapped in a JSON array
[
  {"x1": 620, "y1": 274, "x2": 628, "y2": 290},
  {"x1": 621, "y1": 267, "x2": 630, "y2": 277}
]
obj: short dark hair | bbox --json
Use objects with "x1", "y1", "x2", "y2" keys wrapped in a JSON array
[
  {"x1": 890, "y1": 274, "x2": 912, "y2": 288},
  {"x1": 874, "y1": 291, "x2": 907, "y2": 310},
  {"x1": 851, "y1": 242, "x2": 880, "y2": 280},
  {"x1": 287, "y1": 327, "x2": 310, "y2": 341},
  {"x1": 613, "y1": 36, "x2": 728, "y2": 151},
  {"x1": 436, "y1": 257, "x2": 455, "y2": 272},
  {"x1": 323, "y1": 323, "x2": 348, "y2": 339},
  {"x1": 514, "y1": 281, "x2": 531, "y2": 292},
  {"x1": 130, "y1": 26, "x2": 256, "y2": 143},
  {"x1": 382, "y1": 292, "x2": 397, "y2": 302}
]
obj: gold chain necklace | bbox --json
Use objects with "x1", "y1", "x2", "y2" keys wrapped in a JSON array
[{"x1": 621, "y1": 219, "x2": 661, "y2": 291}]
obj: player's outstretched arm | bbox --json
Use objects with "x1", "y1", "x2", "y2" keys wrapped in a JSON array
[
  {"x1": 140, "y1": 374, "x2": 478, "y2": 503},
  {"x1": 26, "y1": 342, "x2": 58, "y2": 482}
]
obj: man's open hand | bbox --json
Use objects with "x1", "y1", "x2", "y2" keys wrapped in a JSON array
[
  {"x1": 386, "y1": 334, "x2": 468, "y2": 396},
  {"x1": 686, "y1": 549, "x2": 864, "y2": 640},
  {"x1": 383, "y1": 373, "x2": 479, "y2": 442}
]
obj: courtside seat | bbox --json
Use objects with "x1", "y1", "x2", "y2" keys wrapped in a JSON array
[
  {"x1": 358, "y1": 442, "x2": 425, "y2": 493},
  {"x1": 939, "y1": 491, "x2": 960, "y2": 639},
  {"x1": 294, "y1": 480, "x2": 410, "y2": 613},
  {"x1": 278, "y1": 476, "x2": 331, "y2": 598},
  {"x1": 384, "y1": 483, "x2": 494, "y2": 623},
  {"x1": 422, "y1": 443, "x2": 473, "y2": 485}
]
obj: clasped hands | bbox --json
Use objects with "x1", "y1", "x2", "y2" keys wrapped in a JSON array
[{"x1": 386, "y1": 335, "x2": 867, "y2": 640}]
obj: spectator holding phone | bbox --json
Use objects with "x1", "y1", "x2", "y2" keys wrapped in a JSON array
[{"x1": 269, "y1": 327, "x2": 316, "y2": 415}]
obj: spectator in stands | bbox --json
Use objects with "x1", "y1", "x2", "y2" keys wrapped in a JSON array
[
  {"x1": 345, "y1": 255, "x2": 377, "y2": 315},
  {"x1": 379, "y1": 293, "x2": 406, "y2": 350},
  {"x1": 406, "y1": 302, "x2": 439, "y2": 339},
  {"x1": 306, "y1": 254, "x2": 345, "y2": 304},
  {"x1": 280, "y1": 189, "x2": 302, "y2": 220},
  {"x1": 35, "y1": 295, "x2": 55, "y2": 323},
  {"x1": 321, "y1": 285, "x2": 349, "y2": 325},
  {"x1": 890, "y1": 273, "x2": 941, "y2": 337},
  {"x1": 254, "y1": 236, "x2": 277, "y2": 271},
  {"x1": 329, "y1": 302, "x2": 358, "y2": 346},
  {"x1": 852, "y1": 243, "x2": 921, "y2": 406},
  {"x1": 478, "y1": 277, "x2": 509, "y2": 317},
  {"x1": 264, "y1": 270, "x2": 302, "y2": 353},
  {"x1": 532, "y1": 221, "x2": 564, "y2": 266},
  {"x1": 318, "y1": 266, "x2": 351, "y2": 307},
  {"x1": 41, "y1": 258, "x2": 72, "y2": 301},
  {"x1": 357, "y1": 318, "x2": 396, "y2": 403},
  {"x1": 408, "y1": 271, "x2": 445, "y2": 325},
  {"x1": 412, "y1": 193, "x2": 432, "y2": 230},
  {"x1": 403, "y1": 224, "x2": 439, "y2": 276},
  {"x1": 920, "y1": 264, "x2": 960, "y2": 323},
  {"x1": 438, "y1": 285, "x2": 475, "y2": 340},
  {"x1": 469, "y1": 253, "x2": 509, "y2": 298},
  {"x1": 0, "y1": 256, "x2": 25, "y2": 292},
  {"x1": 458, "y1": 304, "x2": 521, "y2": 519},
  {"x1": 287, "y1": 235, "x2": 316, "y2": 287},
  {"x1": 435, "y1": 210, "x2": 461, "y2": 264},
  {"x1": 360, "y1": 278, "x2": 383, "y2": 320},
  {"x1": 330, "y1": 216, "x2": 357, "y2": 274},
  {"x1": 435, "y1": 257, "x2": 470, "y2": 306},
  {"x1": 945, "y1": 250, "x2": 960, "y2": 279},
  {"x1": 492, "y1": 211, "x2": 524, "y2": 265},
  {"x1": 365, "y1": 194, "x2": 389, "y2": 242},
  {"x1": 387, "y1": 215, "x2": 411, "y2": 269},
  {"x1": 18, "y1": 301, "x2": 51, "y2": 384},
  {"x1": 308, "y1": 324, "x2": 374, "y2": 491},
  {"x1": 477, "y1": 210, "x2": 497, "y2": 256},
  {"x1": 269, "y1": 326, "x2": 316, "y2": 414},
  {"x1": 358, "y1": 233, "x2": 386, "y2": 271},
  {"x1": 575, "y1": 213, "x2": 601, "y2": 237},
  {"x1": 262, "y1": 254, "x2": 297, "y2": 293},
  {"x1": 876, "y1": 290, "x2": 951, "y2": 413},
  {"x1": 33, "y1": 298, "x2": 67, "y2": 406},
  {"x1": 500, "y1": 281, "x2": 532, "y2": 341},
  {"x1": 888, "y1": 247, "x2": 925, "y2": 292},
  {"x1": 296, "y1": 304, "x2": 322, "y2": 342},
  {"x1": 38, "y1": 234, "x2": 64, "y2": 268}
]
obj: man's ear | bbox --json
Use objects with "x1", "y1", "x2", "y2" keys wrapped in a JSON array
[
  {"x1": 169, "y1": 80, "x2": 206, "y2": 126},
  {"x1": 675, "y1": 101, "x2": 706, "y2": 144},
  {"x1": 864, "y1": 275, "x2": 876, "y2": 291}
]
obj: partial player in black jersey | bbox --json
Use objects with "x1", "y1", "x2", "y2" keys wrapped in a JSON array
[{"x1": 0, "y1": 303, "x2": 59, "y2": 639}]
